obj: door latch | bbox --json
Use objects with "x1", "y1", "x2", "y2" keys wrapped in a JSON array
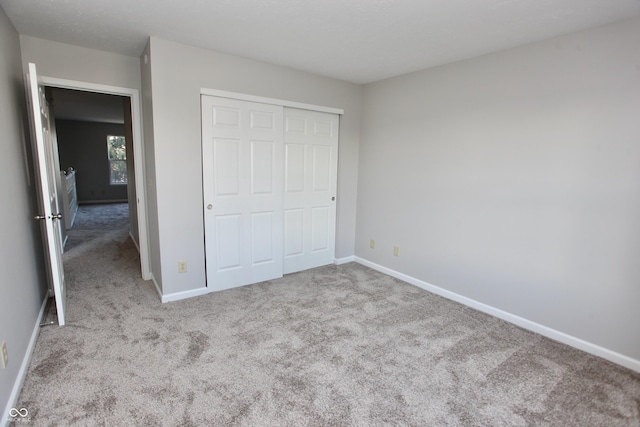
[{"x1": 34, "y1": 213, "x2": 63, "y2": 220}]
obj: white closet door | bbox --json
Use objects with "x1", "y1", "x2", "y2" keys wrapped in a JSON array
[
  {"x1": 283, "y1": 108, "x2": 339, "y2": 274},
  {"x1": 202, "y1": 96, "x2": 284, "y2": 291}
]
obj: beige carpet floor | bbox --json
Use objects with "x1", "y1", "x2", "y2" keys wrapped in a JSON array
[{"x1": 15, "y1": 203, "x2": 640, "y2": 426}]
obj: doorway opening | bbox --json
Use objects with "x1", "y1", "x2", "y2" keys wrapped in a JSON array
[
  {"x1": 48, "y1": 88, "x2": 135, "y2": 248},
  {"x1": 40, "y1": 76, "x2": 150, "y2": 282}
]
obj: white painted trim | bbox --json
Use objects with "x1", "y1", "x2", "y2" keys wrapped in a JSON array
[
  {"x1": 200, "y1": 88, "x2": 344, "y2": 115},
  {"x1": 334, "y1": 256, "x2": 355, "y2": 265},
  {"x1": 162, "y1": 286, "x2": 211, "y2": 303},
  {"x1": 2, "y1": 297, "x2": 48, "y2": 427},
  {"x1": 129, "y1": 231, "x2": 140, "y2": 253},
  {"x1": 150, "y1": 274, "x2": 162, "y2": 302},
  {"x1": 354, "y1": 256, "x2": 640, "y2": 373},
  {"x1": 41, "y1": 76, "x2": 133, "y2": 97},
  {"x1": 39, "y1": 76, "x2": 151, "y2": 281}
]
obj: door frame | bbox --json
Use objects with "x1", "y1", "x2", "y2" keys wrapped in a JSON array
[
  {"x1": 41, "y1": 75, "x2": 151, "y2": 280},
  {"x1": 200, "y1": 88, "x2": 344, "y2": 115}
]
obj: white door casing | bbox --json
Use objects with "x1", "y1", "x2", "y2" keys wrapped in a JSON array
[
  {"x1": 283, "y1": 109, "x2": 339, "y2": 274},
  {"x1": 202, "y1": 96, "x2": 284, "y2": 291},
  {"x1": 27, "y1": 63, "x2": 67, "y2": 325},
  {"x1": 39, "y1": 76, "x2": 150, "y2": 282}
]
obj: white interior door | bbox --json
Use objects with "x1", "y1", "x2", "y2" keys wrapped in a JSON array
[
  {"x1": 202, "y1": 96, "x2": 284, "y2": 291},
  {"x1": 283, "y1": 108, "x2": 339, "y2": 274},
  {"x1": 27, "y1": 63, "x2": 67, "y2": 325}
]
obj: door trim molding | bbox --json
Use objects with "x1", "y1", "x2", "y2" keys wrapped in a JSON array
[
  {"x1": 39, "y1": 76, "x2": 151, "y2": 281},
  {"x1": 200, "y1": 88, "x2": 344, "y2": 115}
]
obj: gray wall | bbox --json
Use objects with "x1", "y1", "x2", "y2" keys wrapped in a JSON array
[
  {"x1": 356, "y1": 18, "x2": 640, "y2": 361},
  {"x1": 20, "y1": 36, "x2": 141, "y2": 90},
  {"x1": 56, "y1": 120, "x2": 128, "y2": 203},
  {"x1": 144, "y1": 37, "x2": 362, "y2": 296},
  {"x1": 0, "y1": 7, "x2": 49, "y2": 418}
]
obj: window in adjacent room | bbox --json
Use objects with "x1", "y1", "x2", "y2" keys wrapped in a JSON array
[{"x1": 107, "y1": 135, "x2": 127, "y2": 185}]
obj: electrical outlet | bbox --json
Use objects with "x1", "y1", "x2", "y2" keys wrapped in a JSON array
[
  {"x1": 178, "y1": 260, "x2": 188, "y2": 273},
  {"x1": 1, "y1": 341, "x2": 7, "y2": 368},
  {"x1": 393, "y1": 246, "x2": 399, "y2": 256},
  {"x1": 370, "y1": 239, "x2": 375, "y2": 249}
]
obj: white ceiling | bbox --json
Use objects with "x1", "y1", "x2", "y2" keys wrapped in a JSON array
[{"x1": 2, "y1": 0, "x2": 639, "y2": 84}]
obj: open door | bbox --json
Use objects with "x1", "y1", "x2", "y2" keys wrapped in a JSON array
[{"x1": 27, "y1": 62, "x2": 67, "y2": 325}]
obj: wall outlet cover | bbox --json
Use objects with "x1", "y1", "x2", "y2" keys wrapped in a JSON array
[{"x1": 178, "y1": 260, "x2": 188, "y2": 273}]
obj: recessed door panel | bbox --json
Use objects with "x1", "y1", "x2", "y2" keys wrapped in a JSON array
[
  {"x1": 251, "y1": 141, "x2": 274, "y2": 195},
  {"x1": 285, "y1": 116, "x2": 306, "y2": 134},
  {"x1": 252, "y1": 212, "x2": 274, "y2": 264},
  {"x1": 251, "y1": 111, "x2": 275, "y2": 130},
  {"x1": 285, "y1": 144, "x2": 305, "y2": 193},
  {"x1": 311, "y1": 207, "x2": 329, "y2": 252},
  {"x1": 312, "y1": 145, "x2": 331, "y2": 192},
  {"x1": 213, "y1": 107, "x2": 241, "y2": 127},
  {"x1": 314, "y1": 119, "x2": 333, "y2": 137},
  {"x1": 284, "y1": 208, "x2": 304, "y2": 257},
  {"x1": 216, "y1": 215, "x2": 242, "y2": 270},
  {"x1": 214, "y1": 138, "x2": 240, "y2": 196}
]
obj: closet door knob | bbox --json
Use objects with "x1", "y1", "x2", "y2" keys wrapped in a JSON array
[{"x1": 207, "y1": 204, "x2": 213, "y2": 210}]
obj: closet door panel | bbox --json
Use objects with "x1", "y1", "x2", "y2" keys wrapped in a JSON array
[
  {"x1": 283, "y1": 108, "x2": 339, "y2": 274},
  {"x1": 202, "y1": 95, "x2": 283, "y2": 291}
]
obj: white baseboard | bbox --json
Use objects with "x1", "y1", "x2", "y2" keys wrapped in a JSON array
[
  {"x1": 354, "y1": 256, "x2": 640, "y2": 373},
  {"x1": 334, "y1": 256, "x2": 355, "y2": 265},
  {"x1": 150, "y1": 274, "x2": 163, "y2": 302},
  {"x1": 160, "y1": 257, "x2": 361, "y2": 303},
  {"x1": 2, "y1": 296, "x2": 48, "y2": 427},
  {"x1": 161, "y1": 286, "x2": 211, "y2": 303},
  {"x1": 153, "y1": 274, "x2": 213, "y2": 304}
]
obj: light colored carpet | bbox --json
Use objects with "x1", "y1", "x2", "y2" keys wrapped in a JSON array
[{"x1": 16, "y1": 203, "x2": 640, "y2": 426}]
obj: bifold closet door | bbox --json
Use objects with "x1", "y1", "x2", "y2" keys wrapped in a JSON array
[
  {"x1": 283, "y1": 108, "x2": 339, "y2": 274},
  {"x1": 202, "y1": 96, "x2": 284, "y2": 291}
]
